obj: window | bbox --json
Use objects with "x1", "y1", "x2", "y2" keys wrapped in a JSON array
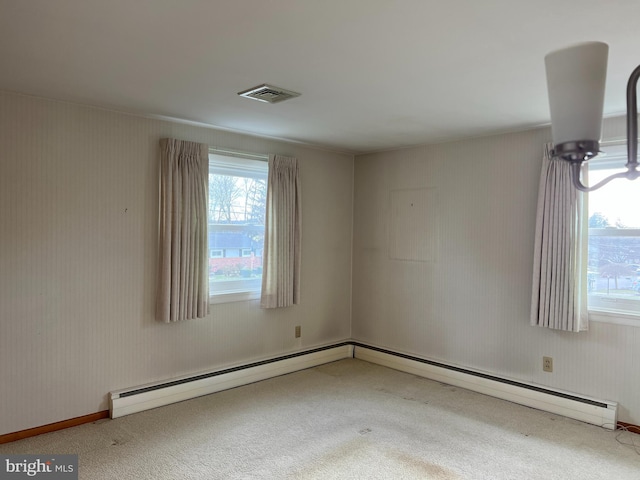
[
  {"x1": 208, "y1": 151, "x2": 268, "y2": 303},
  {"x1": 587, "y1": 142, "x2": 640, "y2": 322}
]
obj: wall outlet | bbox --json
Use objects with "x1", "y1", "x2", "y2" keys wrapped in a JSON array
[
  {"x1": 543, "y1": 356, "x2": 553, "y2": 373},
  {"x1": 295, "y1": 325, "x2": 301, "y2": 338}
]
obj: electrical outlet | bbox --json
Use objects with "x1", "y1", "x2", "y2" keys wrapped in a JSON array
[
  {"x1": 543, "y1": 356, "x2": 553, "y2": 373},
  {"x1": 295, "y1": 325, "x2": 301, "y2": 338}
]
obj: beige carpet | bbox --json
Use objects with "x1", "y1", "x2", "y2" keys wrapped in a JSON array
[{"x1": 1, "y1": 359, "x2": 639, "y2": 479}]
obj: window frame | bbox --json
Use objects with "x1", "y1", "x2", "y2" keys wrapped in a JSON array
[
  {"x1": 208, "y1": 150, "x2": 268, "y2": 304},
  {"x1": 586, "y1": 141, "x2": 640, "y2": 326}
]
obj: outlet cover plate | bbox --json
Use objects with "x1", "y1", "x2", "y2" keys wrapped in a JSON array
[{"x1": 543, "y1": 356, "x2": 553, "y2": 373}]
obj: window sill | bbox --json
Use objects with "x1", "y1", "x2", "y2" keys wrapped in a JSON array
[
  {"x1": 588, "y1": 308, "x2": 640, "y2": 327},
  {"x1": 209, "y1": 290, "x2": 260, "y2": 305}
]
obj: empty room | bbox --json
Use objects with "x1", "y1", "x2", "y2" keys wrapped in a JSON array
[{"x1": 1, "y1": 1, "x2": 639, "y2": 479}]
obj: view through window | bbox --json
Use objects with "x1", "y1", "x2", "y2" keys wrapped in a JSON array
[
  {"x1": 587, "y1": 143, "x2": 640, "y2": 316},
  {"x1": 208, "y1": 152, "x2": 268, "y2": 301}
]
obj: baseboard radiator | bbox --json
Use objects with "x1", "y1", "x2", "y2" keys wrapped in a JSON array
[
  {"x1": 353, "y1": 344, "x2": 618, "y2": 430},
  {"x1": 110, "y1": 343, "x2": 353, "y2": 419},
  {"x1": 110, "y1": 341, "x2": 617, "y2": 430}
]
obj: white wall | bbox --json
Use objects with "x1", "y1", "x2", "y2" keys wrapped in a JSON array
[
  {"x1": 352, "y1": 117, "x2": 640, "y2": 425},
  {"x1": 0, "y1": 92, "x2": 353, "y2": 435}
]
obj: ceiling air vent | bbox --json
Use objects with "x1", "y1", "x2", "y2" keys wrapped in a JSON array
[{"x1": 237, "y1": 84, "x2": 301, "y2": 104}]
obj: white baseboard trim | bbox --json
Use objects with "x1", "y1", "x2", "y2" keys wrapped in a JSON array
[
  {"x1": 354, "y1": 344, "x2": 618, "y2": 430},
  {"x1": 110, "y1": 344, "x2": 353, "y2": 419}
]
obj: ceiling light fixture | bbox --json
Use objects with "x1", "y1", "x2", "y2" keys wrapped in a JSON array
[{"x1": 545, "y1": 41, "x2": 640, "y2": 191}]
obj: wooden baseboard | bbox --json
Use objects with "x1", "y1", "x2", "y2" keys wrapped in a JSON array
[
  {"x1": 0, "y1": 411, "x2": 109, "y2": 445},
  {"x1": 617, "y1": 421, "x2": 640, "y2": 435}
]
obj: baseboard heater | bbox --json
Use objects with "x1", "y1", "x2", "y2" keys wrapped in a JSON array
[
  {"x1": 110, "y1": 343, "x2": 354, "y2": 419},
  {"x1": 353, "y1": 343, "x2": 617, "y2": 430},
  {"x1": 111, "y1": 341, "x2": 617, "y2": 430}
]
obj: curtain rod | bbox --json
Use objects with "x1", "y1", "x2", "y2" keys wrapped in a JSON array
[{"x1": 209, "y1": 147, "x2": 269, "y2": 161}]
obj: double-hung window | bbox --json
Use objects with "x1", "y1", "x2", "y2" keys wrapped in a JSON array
[
  {"x1": 208, "y1": 150, "x2": 268, "y2": 303},
  {"x1": 587, "y1": 142, "x2": 640, "y2": 323}
]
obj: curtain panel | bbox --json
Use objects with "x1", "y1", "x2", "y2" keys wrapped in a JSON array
[
  {"x1": 530, "y1": 144, "x2": 588, "y2": 332},
  {"x1": 156, "y1": 138, "x2": 209, "y2": 323},
  {"x1": 261, "y1": 154, "x2": 301, "y2": 308}
]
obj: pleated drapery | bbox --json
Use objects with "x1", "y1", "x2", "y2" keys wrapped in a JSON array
[
  {"x1": 260, "y1": 155, "x2": 301, "y2": 309},
  {"x1": 156, "y1": 138, "x2": 209, "y2": 322},
  {"x1": 530, "y1": 144, "x2": 588, "y2": 332}
]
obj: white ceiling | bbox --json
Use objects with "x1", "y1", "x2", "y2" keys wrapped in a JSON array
[{"x1": 1, "y1": 0, "x2": 638, "y2": 154}]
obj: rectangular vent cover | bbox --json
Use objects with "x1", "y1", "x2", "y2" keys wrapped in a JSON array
[{"x1": 238, "y1": 84, "x2": 301, "y2": 103}]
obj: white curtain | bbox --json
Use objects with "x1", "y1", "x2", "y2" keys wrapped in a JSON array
[
  {"x1": 156, "y1": 138, "x2": 209, "y2": 323},
  {"x1": 261, "y1": 154, "x2": 301, "y2": 308},
  {"x1": 530, "y1": 144, "x2": 588, "y2": 331}
]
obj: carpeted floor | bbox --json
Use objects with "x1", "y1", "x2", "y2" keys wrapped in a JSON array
[{"x1": 1, "y1": 358, "x2": 639, "y2": 479}]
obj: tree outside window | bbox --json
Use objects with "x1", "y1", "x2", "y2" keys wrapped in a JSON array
[
  {"x1": 208, "y1": 153, "x2": 268, "y2": 301},
  {"x1": 587, "y1": 143, "x2": 640, "y2": 316}
]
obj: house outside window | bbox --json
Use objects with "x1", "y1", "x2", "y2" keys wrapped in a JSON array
[
  {"x1": 209, "y1": 151, "x2": 268, "y2": 303},
  {"x1": 587, "y1": 142, "x2": 640, "y2": 323}
]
